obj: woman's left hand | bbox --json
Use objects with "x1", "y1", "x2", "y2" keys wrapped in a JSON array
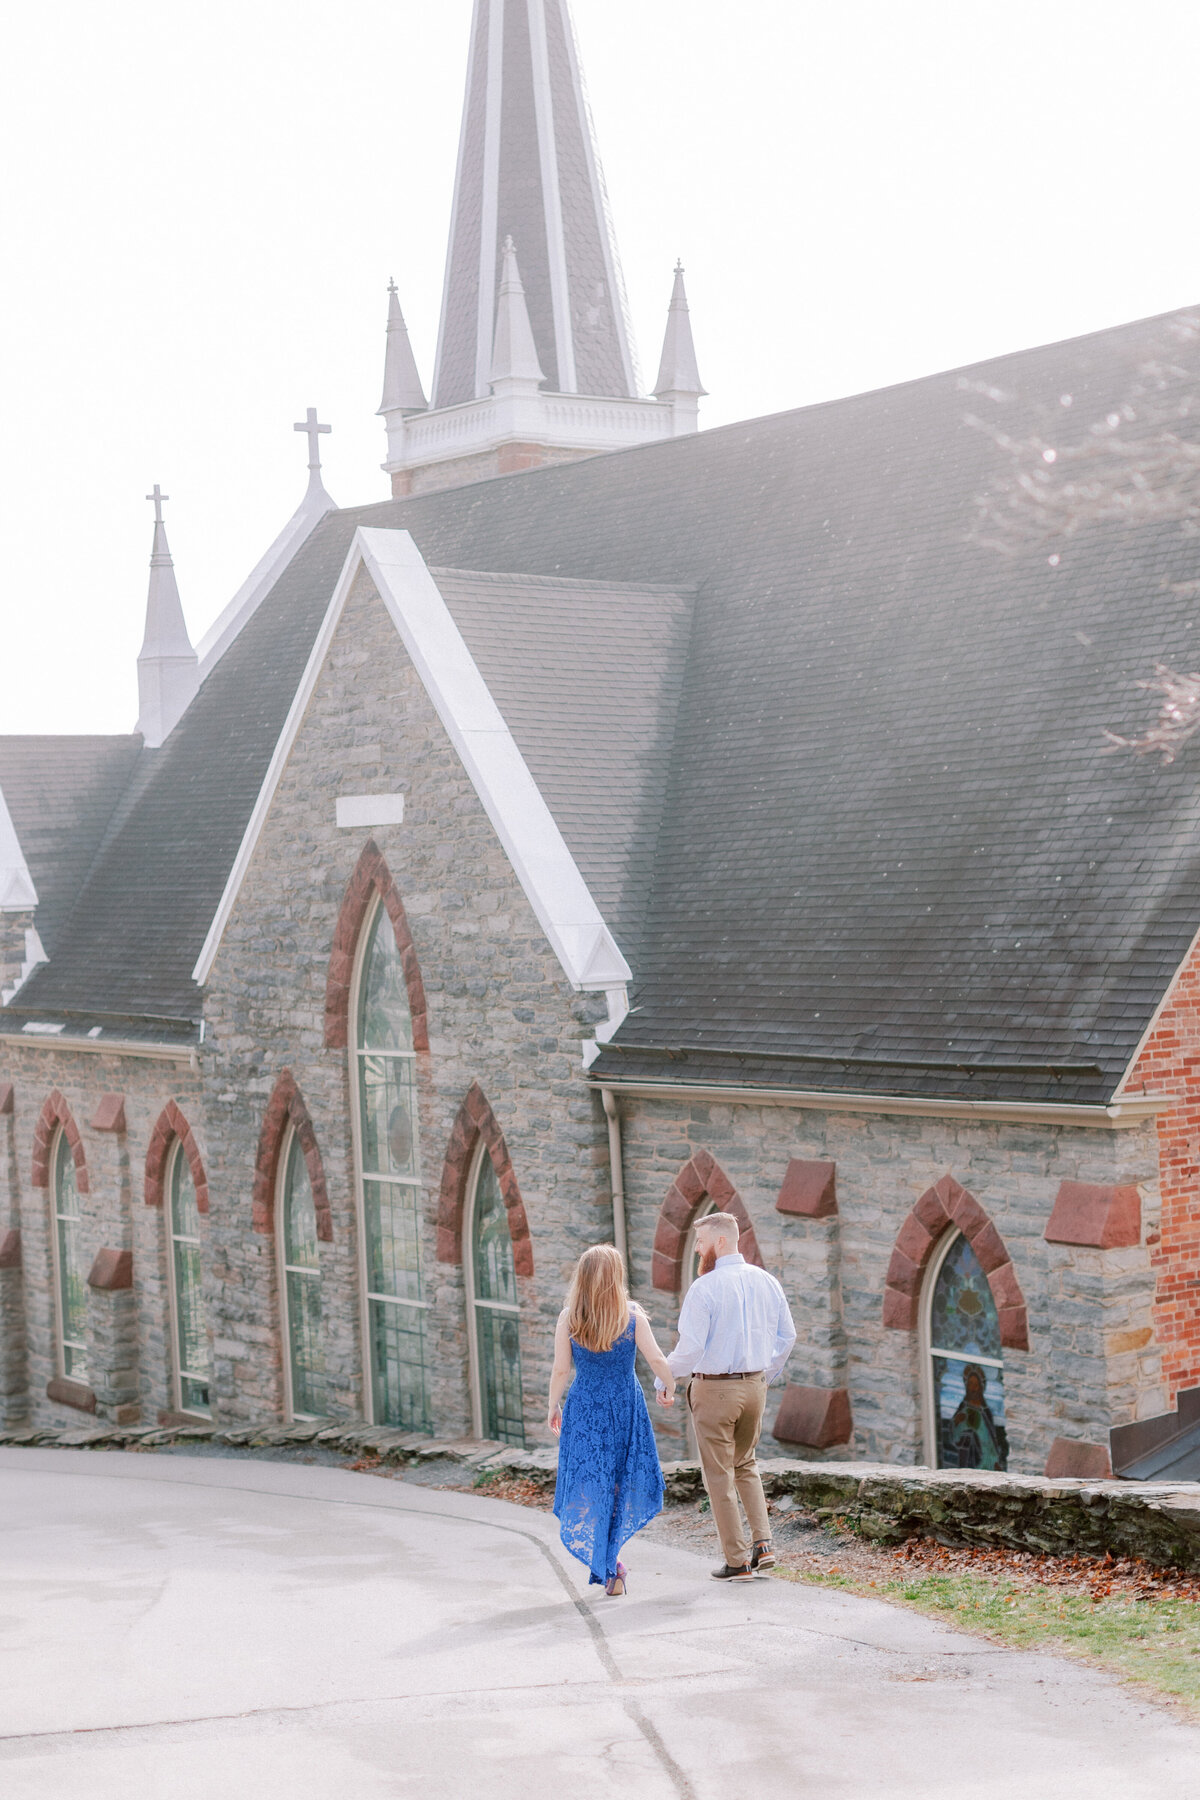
[{"x1": 547, "y1": 1408, "x2": 562, "y2": 1435}]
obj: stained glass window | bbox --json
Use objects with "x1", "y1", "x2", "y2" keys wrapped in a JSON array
[
  {"x1": 355, "y1": 902, "x2": 430, "y2": 1432},
  {"x1": 169, "y1": 1144, "x2": 211, "y2": 1416},
  {"x1": 53, "y1": 1131, "x2": 88, "y2": 1381},
  {"x1": 929, "y1": 1232, "x2": 1008, "y2": 1471},
  {"x1": 280, "y1": 1131, "x2": 327, "y2": 1418},
  {"x1": 469, "y1": 1153, "x2": 525, "y2": 1445}
]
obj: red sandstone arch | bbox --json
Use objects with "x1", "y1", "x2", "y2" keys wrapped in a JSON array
[
  {"x1": 252, "y1": 1069, "x2": 332, "y2": 1241},
  {"x1": 883, "y1": 1173, "x2": 1029, "y2": 1350},
  {"x1": 144, "y1": 1101, "x2": 209, "y2": 1213},
  {"x1": 436, "y1": 1083, "x2": 532, "y2": 1276},
  {"x1": 324, "y1": 839, "x2": 428, "y2": 1052},
  {"x1": 652, "y1": 1151, "x2": 764, "y2": 1293},
  {"x1": 31, "y1": 1090, "x2": 89, "y2": 1194}
]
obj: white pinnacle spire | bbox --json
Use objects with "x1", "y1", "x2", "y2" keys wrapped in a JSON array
[
  {"x1": 489, "y1": 238, "x2": 545, "y2": 389},
  {"x1": 653, "y1": 262, "x2": 705, "y2": 435},
  {"x1": 136, "y1": 486, "x2": 199, "y2": 748},
  {"x1": 378, "y1": 279, "x2": 428, "y2": 416}
]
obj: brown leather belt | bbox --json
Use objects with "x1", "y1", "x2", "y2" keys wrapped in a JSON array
[{"x1": 695, "y1": 1371, "x2": 763, "y2": 1381}]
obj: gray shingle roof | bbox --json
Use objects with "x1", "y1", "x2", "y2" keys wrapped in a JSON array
[
  {"x1": 7, "y1": 302, "x2": 1200, "y2": 1103},
  {"x1": 433, "y1": 569, "x2": 693, "y2": 964},
  {"x1": 0, "y1": 736, "x2": 141, "y2": 957}
]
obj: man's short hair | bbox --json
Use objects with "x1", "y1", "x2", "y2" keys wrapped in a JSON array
[{"x1": 695, "y1": 1211, "x2": 740, "y2": 1240}]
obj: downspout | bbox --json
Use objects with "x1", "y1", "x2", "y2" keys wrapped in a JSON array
[{"x1": 601, "y1": 1086, "x2": 628, "y2": 1269}]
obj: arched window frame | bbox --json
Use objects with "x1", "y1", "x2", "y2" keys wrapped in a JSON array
[
  {"x1": 276, "y1": 1121, "x2": 327, "y2": 1422},
  {"x1": 919, "y1": 1227, "x2": 1006, "y2": 1469},
  {"x1": 49, "y1": 1125, "x2": 88, "y2": 1382},
  {"x1": 165, "y1": 1137, "x2": 212, "y2": 1418},
  {"x1": 348, "y1": 890, "x2": 431, "y2": 1432},
  {"x1": 463, "y1": 1134, "x2": 525, "y2": 1445}
]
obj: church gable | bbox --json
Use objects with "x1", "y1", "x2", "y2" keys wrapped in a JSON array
[{"x1": 195, "y1": 529, "x2": 630, "y2": 1009}]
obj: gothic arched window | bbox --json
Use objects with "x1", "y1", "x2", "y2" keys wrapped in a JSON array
[
  {"x1": 923, "y1": 1230, "x2": 1008, "y2": 1471},
  {"x1": 465, "y1": 1144, "x2": 525, "y2": 1445},
  {"x1": 277, "y1": 1127, "x2": 327, "y2": 1419},
  {"x1": 167, "y1": 1140, "x2": 211, "y2": 1416},
  {"x1": 352, "y1": 899, "x2": 430, "y2": 1432},
  {"x1": 51, "y1": 1130, "x2": 88, "y2": 1382}
]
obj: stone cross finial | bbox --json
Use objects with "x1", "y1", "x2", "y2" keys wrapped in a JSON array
[
  {"x1": 145, "y1": 484, "x2": 168, "y2": 524},
  {"x1": 388, "y1": 276, "x2": 397, "y2": 295},
  {"x1": 293, "y1": 407, "x2": 331, "y2": 472}
]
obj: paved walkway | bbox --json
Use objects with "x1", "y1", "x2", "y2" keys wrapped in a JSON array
[{"x1": 1, "y1": 1449, "x2": 1197, "y2": 1798}]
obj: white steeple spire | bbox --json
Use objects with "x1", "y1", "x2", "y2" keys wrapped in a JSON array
[
  {"x1": 432, "y1": 0, "x2": 638, "y2": 408},
  {"x1": 378, "y1": 280, "x2": 428, "y2": 416},
  {"x1": 136, "y1": 486, "x2": 199, "y2": 749},
  {"x1": 489, "y1": 238, "x2": 545, "y2": 389},
  {"x1": 653, "y1": 262, "x2": 706, "y2": 436}
]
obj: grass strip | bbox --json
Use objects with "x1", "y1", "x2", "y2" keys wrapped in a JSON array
[{"x1": 775, "y1": 1563, "x2": 1200, "y2": 1713}]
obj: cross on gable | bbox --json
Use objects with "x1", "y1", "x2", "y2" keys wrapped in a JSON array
[
  {"x1": 294, "y1": 407, "x2": 331, "y2": 470},
  {"x1": 145, "y1": 484, "x2": 168, "y2": 525}
]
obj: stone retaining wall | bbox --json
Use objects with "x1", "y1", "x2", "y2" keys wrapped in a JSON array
[{"x1": 5, "y1": 1421, "x2": 1200, "y2": 1573}]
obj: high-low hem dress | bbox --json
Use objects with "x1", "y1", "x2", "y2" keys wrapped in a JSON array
[{"x1": 553, "y1": 1315, "x2": 664, "y2": 1585}]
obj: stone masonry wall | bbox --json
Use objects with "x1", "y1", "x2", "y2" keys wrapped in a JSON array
[
  {"x1": 199, "y1": 565, "x2": 614, "y2": 1441},
  {"x1": 0, "y1": 1044, "x2": 203, "y2": 1427},
  {"x1": 619, "y1": 1095, "x2": 1165, "y2": 1476},
  {"x1": 1124, "y1": 944, "x2": 1200, "y2": 1401}
]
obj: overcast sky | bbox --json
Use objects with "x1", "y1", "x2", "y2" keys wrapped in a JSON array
[{"x1": 5, "y1": 0, "x2": 1200, "y2": 735}]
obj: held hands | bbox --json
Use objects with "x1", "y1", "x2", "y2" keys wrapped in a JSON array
[{"x1": 655, "y1": 1385, "x2": 676, "y2": 1408}]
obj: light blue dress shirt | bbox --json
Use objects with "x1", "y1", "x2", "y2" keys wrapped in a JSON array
[{"x1": 660, "y1": 1253, "x2": 797, "y2": 1385}]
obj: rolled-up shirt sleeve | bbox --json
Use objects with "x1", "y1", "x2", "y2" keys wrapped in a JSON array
[
  {"x1": 765, "y1": 1285, "x2": 798, "y2": 1384},
  {"x1": 662, "y1": 1282, "x2": 713, "y2": 1383}
]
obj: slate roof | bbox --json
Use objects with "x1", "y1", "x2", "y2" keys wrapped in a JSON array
[
  {"x1": 7, "y1": 302, "x2": 1200, "y2": 1103},
  {"x1": 433, "y1": 568, "x2": 693, "y2": 965},
  {"x1": 0, "y1": 737, "x2": 140, "y2": 957}
]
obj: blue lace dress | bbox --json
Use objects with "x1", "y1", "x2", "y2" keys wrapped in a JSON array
[{"x1": 553, "y1": 1315, "x2": 664, "y2": 1585}]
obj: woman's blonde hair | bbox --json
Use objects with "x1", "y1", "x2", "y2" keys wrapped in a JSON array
[{"x1": 566, "y1": 1244, "x2": 632, "y2": 1352}]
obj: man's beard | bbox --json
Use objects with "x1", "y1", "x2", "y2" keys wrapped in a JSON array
[{"x1": 697, "y1": 1245, "x2": 717, "y2": 1277}]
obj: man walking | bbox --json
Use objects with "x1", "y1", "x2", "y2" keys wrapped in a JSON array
[{"x1": 659, "y1": 1212, "x2": 797, "y2": 1581}]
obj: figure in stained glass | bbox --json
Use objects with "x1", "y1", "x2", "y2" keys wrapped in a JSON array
[{"x1": 928, "y1": 1231, "x2": 1009, "y2": 1471}]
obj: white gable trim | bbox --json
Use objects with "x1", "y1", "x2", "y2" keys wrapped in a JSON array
[
  {"x1": 0, "y1": 783, "x2": 37, "y2": 910},
  {"x1": 192, "y1": 527, "x2": 632, "y2": 999},
  {"x1": 194, "y1": 479, "x2": 338, "y2": 682}
]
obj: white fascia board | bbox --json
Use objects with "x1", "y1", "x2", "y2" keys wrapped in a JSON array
[
  {"x1": 195, "y1": 481, "x2": 339, "y2": 682},
  {"x1": 0, "y1": 783, "x2": 37, "y2": 910},
  {"x1": 193, "y1": 527, "x2": 630, "y2": 996}
]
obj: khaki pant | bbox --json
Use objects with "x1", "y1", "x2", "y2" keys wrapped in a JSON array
[{"x1": 689, "y1": 1374, "x2": 771, "y2": 1567}]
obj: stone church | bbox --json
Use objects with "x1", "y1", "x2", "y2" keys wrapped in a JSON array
[{"x1": 3, "y1": 0, "x2": 1199, "y2": 1480}]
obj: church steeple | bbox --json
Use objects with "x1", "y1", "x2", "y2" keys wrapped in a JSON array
[
  {"x1": 383, "y1": 1, "x2": 703, "y2": 496},
  {"x1": 653, "y1": 262, "x2": 706, "y2": 435},
  {"x1": 489, "y1": 238, "x2": 545, "y2": 389},
  {"x1": 136, "y1": 486, "x2": 198, "y2": 749},
  {"x1": 379, "y1": 280, "x2": 428, "y2": 416},
  {"x1": 432, "y1": 0, "x2": 637, "y2": 408}
]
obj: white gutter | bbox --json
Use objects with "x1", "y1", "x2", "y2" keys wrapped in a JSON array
[
  {"x1": 587, "y1": 1078, "x2": 1170, "y2": 1131},
  {"x1": 1, "y1": 1031, "x2": 197, "y2": 1068}
]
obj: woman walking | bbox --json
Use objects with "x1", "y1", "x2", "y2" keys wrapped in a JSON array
[{"x1": 549, "y1": 1245, "x2": 675, "y2": 1595}]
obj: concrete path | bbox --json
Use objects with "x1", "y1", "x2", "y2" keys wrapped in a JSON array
[{"x1": 1, "y1": 1450, "x2": 1197, "y2": 1799}]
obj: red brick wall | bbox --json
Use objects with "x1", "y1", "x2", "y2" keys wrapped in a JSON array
[{"x1": 1126, "y1": 945, "x2": 1200, "y2": 1399}]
